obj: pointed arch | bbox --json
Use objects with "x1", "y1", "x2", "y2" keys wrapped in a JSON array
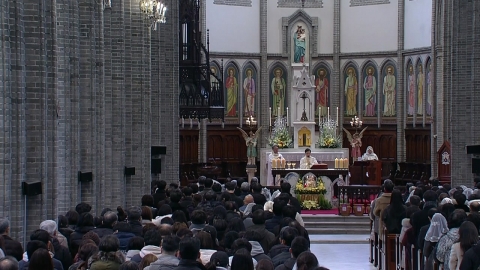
[
  {"x1": 224, "y1": 60, "x2": 241, "y2": 118},
  {"x1": 210, "y1": 60, "x2": 221, "y2": 78},
  {"x1": 282, "y1": 9, "x2": 319, "y2": 58},
  {"x1": 312, "y1": 61, "x2": 332, "y2": 117},
  {"x1": 342, "y1": 61, "x2": 360, "y2": 117},
  {"x1": 405, "y1": 58, "x2": 415, "y2": 117},
  {"x1": 360, "y1": 60, "x2": 380, "y2": 117},
  {"x1": 380, "y1": 59, "x2": 398, "y2": 117},
  {"x1": 269, "y1": 61, "x2": 289, "y2": 117},
  {"x1": 415, "y1": 58, "x2": 425, "y2": 117},
  {"x1": 425, "y1": 56, "x2": 433, "y2": 116},
  {"x1": 241, "y1": 61, "x2": 259, "y2": 117}
]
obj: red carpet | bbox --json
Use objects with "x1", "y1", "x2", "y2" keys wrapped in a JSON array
[{"x1": 302, "y1": 209, "x2": 338, "y2": 215}]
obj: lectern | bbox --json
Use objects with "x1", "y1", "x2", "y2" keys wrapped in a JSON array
[{"x1": 349, "y1": 160, "x2": 382, "y2": 186}]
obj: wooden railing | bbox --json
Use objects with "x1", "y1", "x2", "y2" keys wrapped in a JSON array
[
  {"x1": 337, "y1": 185, "x2": 406, "y2": 215},
  {"x1": 370, "y1": 228, "x2": 440, "y2": 270}
]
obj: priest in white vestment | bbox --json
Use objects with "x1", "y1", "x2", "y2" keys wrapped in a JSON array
[
  {"x1": 267, "y1": 145, "x2": 284, "y2": 186},
  {"x1": 299, "y1": 148, "x2": 318, "y2": 169}
]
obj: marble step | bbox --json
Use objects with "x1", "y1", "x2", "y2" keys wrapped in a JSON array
[
  {"x1": 304, "y1": 221, "x2": 371, "y2": 228},
  {"x1": 307, "y1": 227, "x2": 371, "y2": 235},
  {"x1": 309, "y1": 234, "x2": 370, "y2": 244}
]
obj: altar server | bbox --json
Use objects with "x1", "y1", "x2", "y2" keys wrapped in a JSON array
[{"x1": 299, "y1": 148, "x2": 318, "y2": 169}]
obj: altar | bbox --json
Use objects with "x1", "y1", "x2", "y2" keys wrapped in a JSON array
[{"x1": 259, "y1": 148, "x2": 349, "y2": 186}]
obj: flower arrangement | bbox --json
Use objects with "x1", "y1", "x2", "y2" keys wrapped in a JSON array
[
  {"x1": 302, "y1": 200, "x2": 319, "y2": 210},
  {"x1": 295, "y1": 178, "x2": 326, "y2": 195},
  {"x1": 268, "y1": 116, "x2": 292, "y2": 148},
  {"x1": 317, "y1": 118, "x2": 342, "y2": 148}
]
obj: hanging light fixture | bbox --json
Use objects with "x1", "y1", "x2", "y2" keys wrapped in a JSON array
[
  {"x1": 139, "y1": 0, "x2": 167, "y2": 30},
  {"x1": 103, "y1": 0, "x2": 112, "y2": 10}
]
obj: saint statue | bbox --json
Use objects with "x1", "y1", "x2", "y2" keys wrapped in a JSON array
[
  {"x1": 237, "y1": 127, "x2": 262, "y2": 166},
  {"x1": 382, "y1": 66, "x2": 396, "y2": 116},
  {"x1": 343, "y1": 127, "x2": 368, "y2": 161},
  {"x1": 305, "y1": 175, "x2": 317, "y2": 188}
]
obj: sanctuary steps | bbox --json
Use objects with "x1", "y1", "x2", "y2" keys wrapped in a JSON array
[{"x1": 302, "y1": 214, "x2": 371, "y2": 238}]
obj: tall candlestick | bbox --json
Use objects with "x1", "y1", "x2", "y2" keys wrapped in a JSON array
[
  {"x1": 181, "y1": 117, "x2": 184, "y2": 128},
  {"x1": 269, "y1": 107, "x2": 272, "y2": 126},
  {"x1": 336, "y1": 107, "x2": 339, "y2": 127},
  {"x1": 277, "y1": 107, "x2": 280, "y2": 118},
  {"x1": 286, "y1": 107, "x2": 289, "y2": 126},
  {"x1": 190, "y1": 118, "x2": 193, "y2": 128},
  {"x1": 327, "y1": 107, "x2": 330, "y2": 122},
  {"x1": 318, "y1": 106, "x2": 321, "y2": 124}
]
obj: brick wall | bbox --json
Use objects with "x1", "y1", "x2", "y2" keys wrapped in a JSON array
[{"x1": 0, "y1": 0, "x2": 179, "y2": 241}]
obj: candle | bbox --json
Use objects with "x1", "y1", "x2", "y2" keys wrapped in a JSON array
[
  {"x1": 190, "y1": 118, "x2": 193, "y2": 128},
  {"x1": 335, "y1": 158, "x2": 339, "y2": 169},
  {"x1": 277, "y1": 107, "x2": 280, "y2": 118},
  {"x1": 327, "y1": 107, "x2": 330, "y2": 122},
  {"x1": 282, "y1": 158, "x2": 286, "y2": 168},
  {"x1": 336, "y1": 107, "x2": 339, "y2": 126},
  {"x1": 272, "y1": 159, "x2": 277, "y2": 169},
  {"x1": 318, "y1": 106, "x2": 321, "y2": 124},
  {"x1": 269, "y1": 107, "x2": 272, "y2": 126},
  {"x1": 286, "y1": 107, "x2": 289, "y2": 126},
  {"x1": 181, "y1": 117, "x2": 184, "y2": 128},
  {"x1": 221, "y1": 121, "x2": 224, "y2": 129}
]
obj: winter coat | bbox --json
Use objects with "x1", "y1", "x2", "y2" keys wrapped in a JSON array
[
  {"x1": 1, "y1": 235, "x2": 24, "y2": 261},
  {"x1": 173, "y1": 259, "x2": 207, "y2": 270},
  {"x1": 144, "y1": 254, "x2": 180, "y2": 270},
  {"x1": 373, "y1": 193, "x2": 392, "y2": 238},
  {"x1": 436, "y1": 228, "x2": 460, "y2": 270},
  {"x1": 246, "y1": 225, "x2": 276, "y2": 254},
  {"x1": 52, "y1": 237, "x2": 73, "y2": 270},
  {"x1": 130, "y1": 245, "x2": 163, "y2": 263}
]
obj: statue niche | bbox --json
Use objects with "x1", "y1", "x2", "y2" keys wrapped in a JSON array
[{"x1": 292, "y1": 23, "x2": 308, "y2": 64}]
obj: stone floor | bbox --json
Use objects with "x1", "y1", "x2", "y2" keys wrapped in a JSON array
[{"x1": 309, "y1": 235, "x2": 376, "y2": 270}]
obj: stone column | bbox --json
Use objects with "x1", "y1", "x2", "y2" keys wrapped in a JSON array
[
  {"x1": 333, "y1": 0, "x2": 340, "y2": 130},
  {"x1": 397, "y1": 0, "x2": 405, "y2": 163}
]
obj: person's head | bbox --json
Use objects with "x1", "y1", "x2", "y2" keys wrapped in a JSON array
[
  {"x1": 282, "y1": 205, "x2": 297, "y2": 220},
  {"x1": 127, "y1": 206, "x2": 142, "y2": 221},
  {"x1": 409, "y1": 195, "x2": 421, "y2": 207},
  {"x1": 188, "y1": 183, "x2": 199, "y2": 194},
  {"x1": 204, "y1": 190, "x2": 217, "y2": 201},
  {"x1": 231, "y1": 238, "x2": 252, "y2": 253},
  {"x1": 296, "y1": 251, "x2": 319, "y2": 270},
  {"x1": 141, "y1": 206, "x2": 153, "y2": 221},
  {"x1": 390, "y1": 189, "x2": 404, "y2": 206},
  {"x1": 383, "y1": 179, "x2": 394, "y2": 193},
  {"x1": 30, "y1": 229, "x2": 51, "y2": 246},
  {"x1": 458, "y1": 221, "x2": 479, "y2": 253},
  {"x1": 251, "y1": 183, "x2": 262, "y2": 194},
  {"x1": 231, "y1": 248, "x2": 254, "y2": 270},
  {"x1": 0, "y1": 256, "x2": 19, "y2": 270},
  {"x1": 273, "y1": 200, "x2": 287, "y2": 216},
  {"x1": 57, "y1": 215, "x2": 68, "y2": 229},
  {"x1": 28, "y1": 248, "x2": 54, "y2": 270},
  {"x1": 448, "y1": 209, "x2": 467, "y2": 229},
  {"x1": 467, "y1": 212, "x2": 480, "y2": 232},
  {"x1": 212, "y1": 183, "x2": 222, "y2": 193},
  {"x1": 304, "y1": 148, "x2": 311, "y2": 157},
  {"x1": 138, "y1": 253, "x2": 157, "y2": 269},
  {"x1": 272, "y1": 145, "x2": 279, "y2": 154},
  {"x1": 280, "y1": 227, "x2": 299, "y2": 246},
  {"x1": 172, "y1": 210, "x2": 188, "y2": 225},
  {"x1": 176, "y1": 228, "x2": 193, "y2": 239},
  {"x1": 191, "y1": 210, "x2": 207, "y2": 225},
  {"x1": 75, "y1": 202, "x2": 92, "y2": 215},
  {"x1": 156, "y1": 180, "x2": 167, "y2": 191},
  {"x1": 204, "y1": 178, "x2": 214, "y2": 189},
  {"x1": 78, "y1": 242, "x2": 99, "y2": 261},
  {"x1": 209, "y1": 251, "x2": 229, "y2": 269},
  {"x1": 103, "y1": 211, "x2": 118, "y2": 228},
  {"x1": 26, "y1": 240, "x2": 48, "y2": 259},
  {"x1": 222, "y1": 231, "x2": 239, "y2": 250},
  {"x1": 290, "y1": 236, "x2": 310, "y2": 258},
  {"x1": 113, "y1": 221, "x2": 132, "y2": 233},
  {"x1": 252, "y1": 210, "x2": 265, "y2": 225},
  {"x1": 252, "y1": 193, "x2": 267, "y2": 205},
  {"x1": 160, "y1": 235, "x2": 179, "y2": 255},
  {"x1": 143, "y1": 228, "x2": 162, "y2": 246},
  {"x1": 158, "y1": 224, "x2": 173, "y2": 235},
  {"x1": 427, "y1": 208, "x2": 438, "y2": 221},
  {"x1": 178, "y1": 236, "x2": 201, "y2": 260},
  {"x1": 182, "y1": 187, "x2": 193, "y2": 197},
  {"x1": 280, "y1": 182, "x2": 292, "y2": 195},
  {"x1": 227, "y1": 217, "x2": 245, "y2": 233},
  {"x1": 225, "y1": 181, "x2": 236, "y2": 193},
  {"x1": 196, "y1": 231, "x2": 215, "y2": 249},
  {"x1": 423, "y1": 190, "x2": 438, "y2": 202},
  {"x1": 77, "y1": 212, "x2": 94, "y2": 227},
  {"x1": 470, "y1": 201, "x2": 480, "y2": 212},
  {"x1": 119, "y1": 261, "x2": 139, "y2": 270},
  {"x1": 157, "y1": 204, "x2": 173, "y2": 216},
  {"x1": 256, "y1": 259, "x2": 274, "y2": 270},
  {"x1": 367, "y1": 146, "x2": 373, "y2": 154},
  {"x1": 170, "y1": 189, "x2": 182, "y2": 204},
  {"x1": 241, "y1": 182, "x2": 250, "y2": 193},
  {"x1": 99, "y1": 235, "x2": 120, "y2": 253},
  {"x1": 127, "y1": 236, "x2": 144, "y2": 251},
  {"x1": 243, "y1": 195, "x2": 254, "y2": 206},
  {"x1": 38, "y1": 220, "x2": 57, "y2": 237},
  {"x1": 141, "y1": 195, "x2": 155, "y2": 207}
]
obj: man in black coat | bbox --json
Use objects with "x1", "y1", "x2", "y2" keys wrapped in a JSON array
[
  {"x1": 173, "y1": 237, "x2": 206, "y2": 270},
  {"x1": 92, "y1": 211, "x2": 118, "y2": 238},
  {"x1": 246, "y1": 210, "x2": 276, "y2": 254},
  {"x1": 410, "y1": 190, "x2": 438, "y2": 246},
  {"x1": 280, "y1": 182, "x2": 302, "y2": 214},
  {"x1": 0, "y1": 218, "x2": 23, "y2": 261},
  {"x1": 275, "y1": 236, "x2": 310, "y2": 270},
  {"x1": 127, "y1": 206, "x2": 143, "y2": 237},
  {"x1": 225, "y1": 181, "x2": 244, "y2": 210},
  {"x1": 460, "y1": 240, "x2": 480, "y2": 270},
  {"x1": 153, "y1": 180, "x2": 168, "y2": 207}
]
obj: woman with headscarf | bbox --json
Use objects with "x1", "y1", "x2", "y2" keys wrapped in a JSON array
[
  {"x1": 361, "y1": 146, "x2": 378, "y2": 161},
  {"x1": 424, "y1": 213, "x2": 449, "y2": 270}
]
